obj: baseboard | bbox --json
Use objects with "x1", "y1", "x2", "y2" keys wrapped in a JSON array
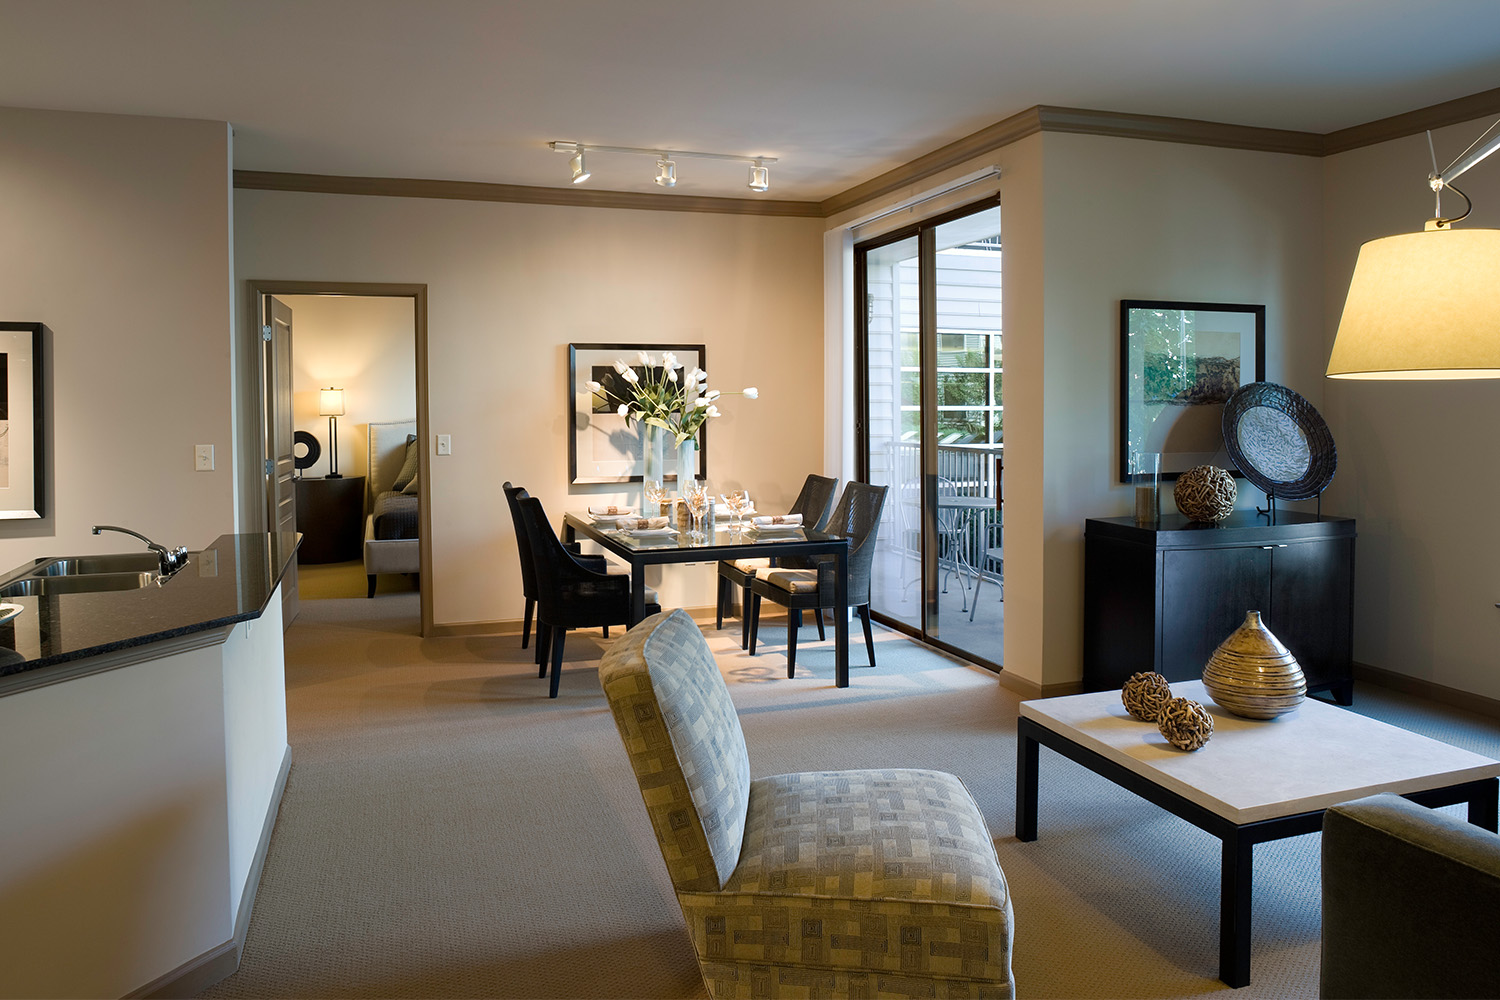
[
  {"x1": 1353, "y1": 662, "x2": 1500, "y2": 721},
  {"x1": 993, "y1": 670, "x2": 1082, "y2": 700},
  {"x1": 429, "y1": 606, "x2": 720, "y2": 638},
  {"x1": 128, "y1": 746, "x2": 293, "y2": 999}
]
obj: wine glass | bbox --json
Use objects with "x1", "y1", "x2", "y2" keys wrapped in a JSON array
[
  {"x1": 686, "y1": 482, "x2": 710, "y2": 540},
  {"x1": 644, "y1": 482, "x2": 668, "y2": 517},
  {"x1": 721, "y1": 490, "x2": 750, "y2": 532}
]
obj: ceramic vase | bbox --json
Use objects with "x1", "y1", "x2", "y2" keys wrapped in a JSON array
[{"x1": 1201, "y1": 610, "x2": 1306, "y2": 719}]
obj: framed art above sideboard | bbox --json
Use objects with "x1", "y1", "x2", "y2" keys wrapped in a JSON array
[
  {"x1": 0, "y1": 323, "x2": 44, "y2": 519},
  {"x1": 1120, "y1": 300, "x2": 1265, "y2": 482}
]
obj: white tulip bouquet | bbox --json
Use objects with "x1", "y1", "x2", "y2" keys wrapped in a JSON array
[{"x1": 584, "y1": 350, "x2": 757, "y2": 445}]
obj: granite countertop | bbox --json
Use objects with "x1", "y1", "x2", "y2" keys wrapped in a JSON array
[{"x1": 0, "y1": 532, "x2": 300, "y2": 677}]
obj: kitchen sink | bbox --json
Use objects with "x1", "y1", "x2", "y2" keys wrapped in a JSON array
[
  {"x1": 33, "y1": 553, "x2": 163, "y2": 576},
  {"x1": 0, "y1": 572, "x2": 157, "y2": 597}
]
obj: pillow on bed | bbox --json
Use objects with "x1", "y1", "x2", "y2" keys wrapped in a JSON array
[
  {"x1": 401, "y1": 473, "x2": 419, "y2": 497},
  {"x1": 391, "y1": 434, "x2": 419, "y2": 492}
]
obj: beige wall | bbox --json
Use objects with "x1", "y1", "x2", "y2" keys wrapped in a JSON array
[
  {"x1": 825, "y1": 132, "x2": 1326, "y2": 690},
  {"x1": 235, "y1": 191, "x2": 825, "y2": 625},
  {"x1": 0, "y1": 107, "x2": 235, "y2": 566},
  {"x1": 1322, "y1": 118, "x2": 1500, "y2": 699},
  {"x1": 281, "y1": 294, "x2": 416, "y2": 482}
]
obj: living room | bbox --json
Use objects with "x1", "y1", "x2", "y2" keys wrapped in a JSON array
[{"x1": 2, "y1": 3, "x2": 1500, "y2": 998}]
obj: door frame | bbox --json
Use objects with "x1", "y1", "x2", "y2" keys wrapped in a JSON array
[
  {"x1": 853, "y1": 194, "x2": 1003, "y2": 672},
  {"x1": 242, "y1": 280, "x2": 433, "y2": 638}
]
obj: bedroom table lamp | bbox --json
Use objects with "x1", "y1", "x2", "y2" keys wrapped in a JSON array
[
  {"x1": 320, "y1": 387, "x2": 346, "y2": 478},
  {"x1": 1327, "y1": 121, "x2": 1500, "y2": 380}
]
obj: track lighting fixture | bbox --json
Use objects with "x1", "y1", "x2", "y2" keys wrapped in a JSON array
[
  {"x1": 568, "y1": 147, "x2": 590, "y2": 184},
  {"x1": 655, "y1": 157, "x2": 677, "y2": 188},
  {"x1": 549, "y1": 141, "x2": 777, "y2": 192},
  {"x1": 747, "y1": 158, "x2": 769, "y2": 192}
]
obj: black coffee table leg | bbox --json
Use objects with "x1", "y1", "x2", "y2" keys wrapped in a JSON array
[
  {"x1": 1016, "y1": 721, "x2": 1039, "y2": 842},
  {"x1": 1220, "y1": 830, "x2": 1253, "y2": 988}
]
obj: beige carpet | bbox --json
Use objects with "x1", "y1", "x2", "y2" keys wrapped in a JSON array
[
  {"x1": 200, "y1": 596, "x2": 1500, "y2": 998},
  {"x1": 297, "y1": 559, "x2": 418, "y2": 600}
]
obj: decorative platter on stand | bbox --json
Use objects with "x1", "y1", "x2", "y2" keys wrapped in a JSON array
[{"x1": 1221, "y1": 382, "x2": 1336, "y2": 501}]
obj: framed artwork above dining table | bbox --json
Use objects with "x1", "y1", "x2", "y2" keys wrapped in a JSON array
[{"x1": 567, "y1": 342, "x2": 707, "y2": 485}]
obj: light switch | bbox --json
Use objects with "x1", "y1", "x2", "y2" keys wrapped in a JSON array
[
  {"x1": 195, "y1": 444, "x2": 215, "y2": 471},
  {"x1": 436, "y1": 434, "x2": 452, "y2": 456}
]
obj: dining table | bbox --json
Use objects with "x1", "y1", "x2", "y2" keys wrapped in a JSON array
[{"x1": 562, "y1": 511, "x2": 855, "y2": 687}]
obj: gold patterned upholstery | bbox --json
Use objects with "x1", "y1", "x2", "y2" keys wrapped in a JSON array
[
  {"x1": 600, "y1": 610, "x2": 1015, "y2": 998},
  {"x1": 728, "y1": 558, "x2": 771, "y2": 575},
  {"x1": 759, "y1": 568, "x2": 820, "y2": 595}
]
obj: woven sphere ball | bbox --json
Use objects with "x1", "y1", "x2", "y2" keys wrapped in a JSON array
[
  {"x1": 1121, "y1": 671, "x2": 1173, "y2": 722},
  {"x1": 1173, "y1": 465, "x2": 1238, "y2": 522},
  {"x1": 1156, "y1": 697, "x2": 1215, "y2": 751}
]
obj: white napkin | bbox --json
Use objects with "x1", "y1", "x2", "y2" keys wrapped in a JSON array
[
  {"x1": 619, "y1": 516, "x2": 670, "y2": 530},
  {"x1": 751, "y1": 514, "x2": 802, "y2": 527},
  {"x1": 589, "y1": 505, "x2": 634, "y2": 517}
]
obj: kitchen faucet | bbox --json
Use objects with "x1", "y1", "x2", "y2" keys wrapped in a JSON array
[{"x1": 91, "y1": 525, "x2": 189, "y2": 576}]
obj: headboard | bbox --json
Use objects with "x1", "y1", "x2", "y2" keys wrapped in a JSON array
[{"x1": 368, "y1": 419, "x2": 417, "y2": 509}]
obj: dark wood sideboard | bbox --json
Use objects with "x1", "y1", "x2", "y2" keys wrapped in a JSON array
[{"x1": 1083, "y1": 511, "x2": 1355, "y2": 704}]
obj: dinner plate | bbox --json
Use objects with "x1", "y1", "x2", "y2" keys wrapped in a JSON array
[
  {"x1": 623, "y1": 527, "x2": 677, "y2": 536},
  {"x1": 0, "y1": 603, "x2": 23, "y2": 625},
  {"x1": 749, "y1": 524, "x2": 803, "y2": 535}
]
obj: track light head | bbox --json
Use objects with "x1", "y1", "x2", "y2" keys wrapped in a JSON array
[
  {"x1": 747, "y1": 158, "x2": 769, "y2": 193},
  {"x1": 569, "y1": 148, "x2": 590, "y2": 184},
  {"x1": 655, "y1": 157, "x2": 677, "y2": 188}
]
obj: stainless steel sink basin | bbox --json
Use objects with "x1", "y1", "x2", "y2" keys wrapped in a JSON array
[
  {"x1": 0, "y1": 569, "x2": 155, "y2": 593},
  {"x1": 33, "y1": 553, "x2": 162, "y2": 576},
  {"x1": 0, "y1": 572, "x2": 156, "y2": 597}
]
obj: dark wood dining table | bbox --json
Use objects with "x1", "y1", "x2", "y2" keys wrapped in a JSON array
[{"x1": 562, "y1": 512, "x2": 855, "y2": 687}]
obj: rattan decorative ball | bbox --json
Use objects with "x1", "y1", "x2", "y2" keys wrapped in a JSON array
[
  {"x1": 1156, "y1": 697, "x2": 1215, "y2": 751},
  {"x1": 1121, "y1": 671, "x2": 1173, "y2": 722},
  {"x1": 1173, "y1": 465, "x2": 1237, "y2": 522}
]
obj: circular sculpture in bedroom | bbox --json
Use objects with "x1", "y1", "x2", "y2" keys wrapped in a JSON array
[
  {"x1": 1121, "y1": 671, "x2": 1173, "y2": 722},
  {"x1": 1173, "y1": 465, "x2": 1237, "y2": 522},
  {"x1": 1156, "y1": 697, "x2": 1214, "y2": 751},
  {"x1": 293, "y1": 430, "x2": 321, "y2": 475}
]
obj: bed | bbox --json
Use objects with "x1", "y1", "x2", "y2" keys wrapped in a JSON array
[{"x1": 364, "y1": 419, "x2": 421, "y2": 597}]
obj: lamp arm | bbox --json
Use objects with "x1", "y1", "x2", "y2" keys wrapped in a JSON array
[{"x1": 1429, "y1": 117, "x2": 1500, "y2": 191}]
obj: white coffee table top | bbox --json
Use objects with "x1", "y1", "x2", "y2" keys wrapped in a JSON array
[{"x1": 1020, "y1": 680, "x2": 1500, "y2": 824}]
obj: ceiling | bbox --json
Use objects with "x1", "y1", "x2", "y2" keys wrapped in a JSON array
[{"x1": 3, "y1": 0, "x2": 1500, "y2": 202}]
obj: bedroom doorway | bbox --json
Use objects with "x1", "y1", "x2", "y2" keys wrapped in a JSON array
[{"x1": 245, "y1": 281, "x2": 432, "y2": 636}]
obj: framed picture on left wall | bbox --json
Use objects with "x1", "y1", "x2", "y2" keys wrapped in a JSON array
[{"x1": 0, "y1": 323, "x2": 44, "y2": 518}]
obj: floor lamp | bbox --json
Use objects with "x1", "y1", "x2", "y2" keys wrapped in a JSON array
[{"x1": 320, "y1": 387, "x2": 345, "y2": 479}]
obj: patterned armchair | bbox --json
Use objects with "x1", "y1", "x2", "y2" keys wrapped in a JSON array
[{"x1": 599, "y1": 609, "x2": 1015, "y2": 998}]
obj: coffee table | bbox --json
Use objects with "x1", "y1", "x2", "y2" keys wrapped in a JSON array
[{"x1": 1016, "y1": 680, "x2": 1500, "y2": 987}]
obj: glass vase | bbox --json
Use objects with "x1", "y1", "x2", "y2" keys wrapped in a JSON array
[
  {"x1": 642, "y1": 422, "x2": 667, "y2": 505},
  {"x1": 1132, "y1": 451, "x2": 1161, "y2": 524},
  {"x1": 677, "y1": 434, "x2": 698, "y2": 492}
]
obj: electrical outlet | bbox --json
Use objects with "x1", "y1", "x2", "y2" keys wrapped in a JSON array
[
  {"x1": 194, "y1": 444, "x2": 215, "y2": 471},
  {"x1": 436, "y1": 434, "x2": 452, "y2": 456}
]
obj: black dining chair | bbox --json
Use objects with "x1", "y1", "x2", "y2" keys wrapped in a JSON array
[
  {"x1": 503, "y1": 482, "x2": 607, "y2": 655},
  {"x1": 715, "y1": 474, "x2": 838, "y2": 649},
  {"x1": 747, "y1": 481, "x2": 887, "y2": 677},
  {"x1": 518, "y1": 495, "x2": 661, "y2": 698}
]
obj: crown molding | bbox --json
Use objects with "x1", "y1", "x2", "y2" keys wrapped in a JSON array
[
  {"x1": 232, "y1": 170, "x2": 823, "y2": 217},
  {"x1": 1322, "y1": 85, "x2": 1500, "y2": 156},
  {"x1": 236, "y1": 86, "x2": 1500, "y2": 221}
]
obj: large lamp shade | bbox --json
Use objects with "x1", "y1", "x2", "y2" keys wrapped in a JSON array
[
  {"x1": 319, "y1": 388, "x2": 346, "y2": 415},
  {"x1": 1327, "y1": 226, "x2": 1500, "y2": 379}
]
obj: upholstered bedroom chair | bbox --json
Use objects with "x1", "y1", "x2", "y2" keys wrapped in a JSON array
[
  {"x1": 600, "y1": 608, "x2": 1014, "y2": 998},
  {"x1": 715, "y1": 474, "x2": 838, "y2": 648}
]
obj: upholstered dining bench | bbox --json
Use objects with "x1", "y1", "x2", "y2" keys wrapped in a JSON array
[{"x1": 599, "y1": 609, "x2": 1015, "y2": 998}]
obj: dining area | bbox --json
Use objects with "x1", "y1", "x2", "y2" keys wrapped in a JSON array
[{"x1": 504, "y1": 346, "x2": 892, "y2": 698}]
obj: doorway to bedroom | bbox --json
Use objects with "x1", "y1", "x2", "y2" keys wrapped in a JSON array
[{"x1": 246, "y1": 280, "x2": 432, "y2": 635}]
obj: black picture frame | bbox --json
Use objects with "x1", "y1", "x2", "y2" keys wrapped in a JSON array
[
  {"x1": 1119, "y1": 300, "x2": 1265, "y2": 483},
  {"x1": 0, "y1": 323, "x2": 44, "y2": 519},
  {"x1": 567, "y1": 342, "x2": 708, "y2": 485}
]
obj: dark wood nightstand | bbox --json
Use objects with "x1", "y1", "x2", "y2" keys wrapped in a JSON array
[{"x1": 295, "y1": 475, "x2": 366, "y2": 564}]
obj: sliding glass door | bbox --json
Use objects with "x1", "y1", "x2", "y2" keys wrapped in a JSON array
[{"x1": 858, "y1": 198, "x2": 1003, "y2": 668}]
